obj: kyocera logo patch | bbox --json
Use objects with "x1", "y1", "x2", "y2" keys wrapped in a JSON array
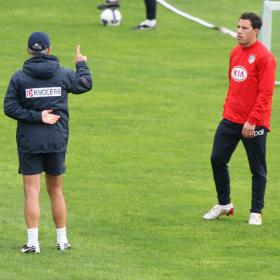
[
  {"x1": 231, "y1": 66, "x2": 248, "y2": 82},
  {"x1": 25, "y1": 87, "x2": 61, "y2": 98}
]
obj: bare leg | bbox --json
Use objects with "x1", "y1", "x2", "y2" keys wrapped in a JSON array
[
  {"x1": 23, "y1": 175, "x2": 41, "y2": 228},
  {"x1": 45, "y1": 174, "x2": 66, "y2": 228}
]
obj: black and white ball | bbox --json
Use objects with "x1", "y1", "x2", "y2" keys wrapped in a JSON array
[{"x1": 100, "y1": 9, "x2": 122, "y2": 26}]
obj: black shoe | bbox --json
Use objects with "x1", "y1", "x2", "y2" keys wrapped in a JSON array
[
  {"x1": 21, "y1": 244, "x2": 40, "y2": 254},
  {"x1": 57, "y1": 242, "x2": 71, "y2": 251},
  {"x1": 97, "y1": 1, "x2": 120, "y2": 10}
]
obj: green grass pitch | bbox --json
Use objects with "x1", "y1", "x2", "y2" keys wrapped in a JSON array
[{"x1": 0, "y1": 1, "x2": 280, "y2": 279}]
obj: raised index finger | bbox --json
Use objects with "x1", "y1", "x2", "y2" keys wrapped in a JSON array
[{"x1": 76, "y1": 45, "x2": 80, "y2": 57}]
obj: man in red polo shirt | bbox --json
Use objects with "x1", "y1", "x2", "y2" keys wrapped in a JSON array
[{"x1": 203, "y1": 12, "x2": 276, "y2": 225}]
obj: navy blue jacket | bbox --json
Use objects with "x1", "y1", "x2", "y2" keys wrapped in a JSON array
[{"x1": 4, "y1": 55, "x2": 92, "y2": 153}]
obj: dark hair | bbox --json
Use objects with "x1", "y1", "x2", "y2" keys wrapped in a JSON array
[
  {"x1": 28, "y1": 49, "x2": 48, "y2": 57},
  {"x1": 240, "y1": 12, "x2": 262, "y2": 29}
]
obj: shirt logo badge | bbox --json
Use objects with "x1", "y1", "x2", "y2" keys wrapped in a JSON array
[
  {"x1": 231, "y1": 66, "x2": 248, "y2": 82},
  {"x1": 248, "y1": 54, "x2": 256, "y2": 64},
  {"x1": 25, "y1": 87, "x2": 62, "y2": 98}
]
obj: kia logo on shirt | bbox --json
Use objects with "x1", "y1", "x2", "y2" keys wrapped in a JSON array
[{"x1": 231, "y1": 66, "x2": 248, "y2": 82}]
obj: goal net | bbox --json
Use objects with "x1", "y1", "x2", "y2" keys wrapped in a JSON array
[{"x1": 260, "y1": 0, "x2": 280, "y2": 85}]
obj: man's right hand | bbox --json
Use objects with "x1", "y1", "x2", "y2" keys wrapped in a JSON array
[
  {"x1": 42, "y1": 110, "x2": 60, "y2": 124},
  {"x1": 75, "y1": 45, "x2": 87, "y2": 64}
]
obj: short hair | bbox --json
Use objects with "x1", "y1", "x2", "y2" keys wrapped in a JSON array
[
  {"x1": 28, "y1": 48, "x2": 48, "y2": 57},
  {"x1": 240, "y1": 12, "x2": 262, "y2": 30}
]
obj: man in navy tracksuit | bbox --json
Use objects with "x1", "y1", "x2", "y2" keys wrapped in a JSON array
[{"x1": 4, "y1": 32, "x2": 92, "y2": 253}]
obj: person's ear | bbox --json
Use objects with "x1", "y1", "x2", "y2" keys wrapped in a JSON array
[{"x1": 47, "y1": 47, "x2": 51, "y2": 55}]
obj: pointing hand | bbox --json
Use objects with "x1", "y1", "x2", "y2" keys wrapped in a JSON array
[{"x1": 75, "y1": 45, "x2": 87, "y2": 63}]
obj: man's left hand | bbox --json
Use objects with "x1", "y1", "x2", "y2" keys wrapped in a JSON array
[{"x1": 242, "y1": 121, "x2": 256, "y2": 138}]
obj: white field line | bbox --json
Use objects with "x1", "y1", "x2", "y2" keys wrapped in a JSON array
[{"x1": 156, "y1": 0, "x2": 237, "y2": 38}]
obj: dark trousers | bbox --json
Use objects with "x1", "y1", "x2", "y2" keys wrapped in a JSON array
[
  {"x1": 211, "y1": 119, "x2": 267, "y2": 213},
  {"x1": 144, "y1": 0, "x2": 156, "y2": 20}
]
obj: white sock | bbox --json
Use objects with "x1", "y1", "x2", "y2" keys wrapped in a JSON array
[
  {"x1": 56, "y1": 227, "x2": 68, "y2": 244},
  {"x1": 27, "y1": 228, "x2": 39, "y2": 247}
]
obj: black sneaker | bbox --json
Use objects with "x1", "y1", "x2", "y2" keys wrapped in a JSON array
[
  {"x1": 97, "y1": 0, "x2": 120, "y2": 10},
  {"x1": 21, "y1": 244, "x2": 40, "y2": 254},
  {"x1": 57, "y1": 242, "x2": 71, "y2": 251}
]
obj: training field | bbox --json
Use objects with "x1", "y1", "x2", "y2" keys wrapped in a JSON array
[{"x1": 1, "y1": 0, "x2": 280, "y2": 279}]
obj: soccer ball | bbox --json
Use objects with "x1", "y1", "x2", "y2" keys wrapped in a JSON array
[{"x1": 100, "y1": 9, "x2": 122, "y2": 26}]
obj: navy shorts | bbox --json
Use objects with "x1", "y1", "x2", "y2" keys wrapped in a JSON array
[{"x1": 18, "y1": 151, "x2": 66, "y2": 176}]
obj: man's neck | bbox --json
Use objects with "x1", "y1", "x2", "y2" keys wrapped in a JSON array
[{"x1": 240, "y1": 38, "x2": 257, "y2": 48}]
